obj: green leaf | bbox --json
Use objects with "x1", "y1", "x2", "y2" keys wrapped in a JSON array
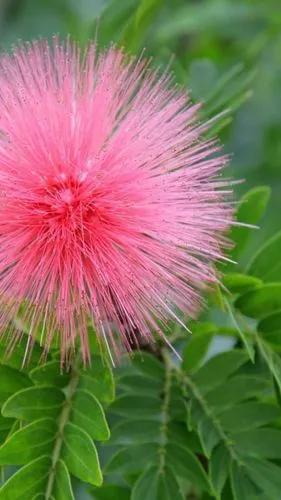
[
  {"x1": 131, "y1": 465, "x2": 183, "y2": 500},
  {"x1": 121, "y1": 0, "x2": 162, "y2": 51},
  {"x1": 209, "y1": 444, "x2": 230, "y2": 497},
  {"x1": 106, "y1": 444, "x2": 157, "y2": 475},
  {"x1": 53, "y1": 460, "x2": 75, "y2": 500},
  {"x1": 0, "y1": 418, "x2": 56, "y2": 465},
  {"x1": 0, "y1": 455, "x2": 51, "y2": 500},
  {"x1": 167, "y1": 443, "x2": 210, "y2": 491},
  {"x1": 63, "y1": 422, "x2": 102, "y2": 486},
  {"x1": 205, "y1": 375, "x2": 269, "y2": 410},
  {"x1": 71, "y1": 389, "x2": 110, "y2": 440},
  {"x1": 218, "y1": 402, "x2": 280, "y2": 432},
  {"x1": 246, "y1": 457, "x2": 281, "y2": 500},
  {"x1": 90, "y1": 485, "x2": 131, "y2": 500},
  {"x1": 230, "y1": 186, "x2": 270, "y2": 259},
  {"x1": 223, "y1": 273, "x2": 262, "y2": 294},
  {"x1": 258, "y1": 312, "x2": 281, "y2": 346},
  {"x1": 197, "y1": 416, "x2": 220, "y2": 457},
  {"x1": 254, "y1": 335, "x2": 281, "y2": 392},
  {"x1": 30, "y1": 361, "x2": 69, "y2": 388},
  {"x1": 235, "y1": 283, "x2": 281, "y2": 319},
  {"x1": 110, "y1": 394, "x2": 160, "y2": 419},
  {"x1": 129, "y1": 352, "x2": 165, "y2": 380},
  {"x1": 224, "y1": 297, "x2": 254, "y2": 361},
  {"x1": 192, "y1": 350, "x2": 248, "y2": 393},
  {"x1": 248, "y1": 230, "x2": 281, "y2": 282},
  {"x1": 0, "y1": 339, "x2": 42, "y2": 372},
  {"x1": 79, "y1": 357, "x2": 115, "y2": 403},
  {"x1": 233, "y1": 428, "x2": 281, "y2": 458},
  {"x1": 230, "y1": 461, "x2": 259, "y2": 500},
  {"x1": 0, "y1": 365, "x2": 31, "y2": 405},
  {"x1": 183, "y1": 331, "x2": 214, "y2": 373},
  {"x1": 110, "y1": 419, "x2": 160, "y2": 445},
  {"x1": 2, "y1": 386, "x2": 65, "y2": 421}
]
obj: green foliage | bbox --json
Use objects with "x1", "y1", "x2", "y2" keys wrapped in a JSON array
[{"x1": 0, "y1": 350, "x2": 114, "y2": 498}]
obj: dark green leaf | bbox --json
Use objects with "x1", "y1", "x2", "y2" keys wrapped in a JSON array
[
  {"x1": 230, "y1": 461, "x2": 260, "y2": 500},
  {"x1": 209, "y1": 444, "x2": 230, "y2": 497},
  {"x1": 105, "y1": 444, "x2": 157, "y2": 475},
  {"x1": 233, "y1": 428, "x2": 281, "y2": 458},
  {"x1": 167, "y1": 443, "x2": 210, "y2": 491},
  {"x1": 218, "y1": 402, "x2": 279, "y2": 432},
  {"x1": 192, "y1": 350, "x2": 248, "y2": 393},
  {"x1": 110, "y1": 394, "x2": 160, "y2": 419},
  {"x1": 246, "y1": 457, "x2": 281, "y2": 500},
  {"x1": 131, "y1": 465, "x2": 183, "y2": 500}
]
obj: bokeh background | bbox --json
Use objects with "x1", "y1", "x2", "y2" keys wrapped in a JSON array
[{"x1": 0, "y1": 0, "x2": 280, "y2": 252}]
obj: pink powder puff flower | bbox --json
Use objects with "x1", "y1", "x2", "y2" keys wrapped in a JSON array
[{"x1": 0, "y1": 38, "x2": 233, "y2": 365}]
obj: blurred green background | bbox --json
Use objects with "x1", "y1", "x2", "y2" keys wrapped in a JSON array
[{"x1": 0, "y1": 0, "x2": 280, "y2": 252}]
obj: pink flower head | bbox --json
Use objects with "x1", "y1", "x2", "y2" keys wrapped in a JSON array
[{"x1": 0, "y1": 39, "x2": 232, "y2": 364}]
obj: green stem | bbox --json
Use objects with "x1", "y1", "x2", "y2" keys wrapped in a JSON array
[
  {"x1": 45, "y1": 362, "x2": 80, "y2": 499},
  {"x1": 180, "y1": 370, "x2": 243, "y2": 465},
  {"x1": 158, "y1": 350, "x2": 172, "y2": 473}
]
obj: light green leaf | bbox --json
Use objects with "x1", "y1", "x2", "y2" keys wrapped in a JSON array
[
  {"x1": 131, "y1": 465, "x2": 183, "y2": 500},
  {"x1": 0, "y1": 365, "x2": 31, "y2": 405},
  {"x1": 2, "y1": 386, "x2": 65, "y2": 421},
  {"x1": 30, "y1": 361, "x2": 69, "y2": 388},
  {"x1": 0, "y1": 455, "x2": 51, "y2": 500},
  {"x1": 79, "y1": 357, "x2": 115, "y2": 403},
  {"x1": 71, "y1": 389, "x2": 110, "y2": 441},
  {"x1": 224, "y1": 297, "x2": 254, "y2": 361},
  {"x1": 0, "y1": 418, "x2": 56, "y2": 464},
  {"x1": 230, "y1": 186, "x2": 270, "y2": 259},
  {"x1": 248, "y1": 230, "x2": 281, "y2": 282},
  {"x1": 223, "y1": 273, "x2": 262, "y2": 294},
  {"x1": 63, "y1": 422, "x2": 102, "y2": 486},
  {"x1": 53, "y1": 460, "x2": 74, "y2": 500},
  {"x1": 183, "y1": 331, "x2": 214, "y2": 373},
  {"x1": 235, "y1": 283, "x2": 281, "y2": 319}
]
